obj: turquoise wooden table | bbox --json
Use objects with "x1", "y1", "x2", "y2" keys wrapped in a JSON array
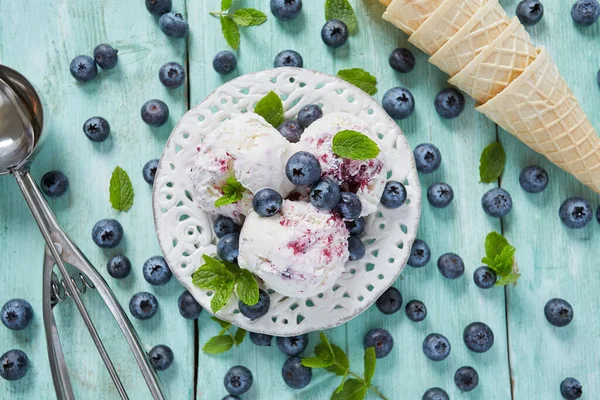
[{"x1": 0, "y1": 0, "x2": 599, "y2": 399}]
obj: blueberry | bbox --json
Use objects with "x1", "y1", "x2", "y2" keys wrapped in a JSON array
[
  {"x1": 473, "y1": 266, "x2": 497, "y2": 289},
  {"x1": 224, "y1": 365, "x2": 253, "y2": 396},
  {"x1": 597, "y1": 205, "x2": 600, "y2": 224},
  {"x1": 414, "y1": 143, "x2": 442, "y2": 174},
  {"x1": 249, "y1": 332, "x2": 272, "y2": 346},
  {"x1": 141, "y1": 99, "x2": 169, "y2": 127},
  {"x1": 437, "y1": 253, "x2": 465, "y2": 279},
  {"x1": 405, "y1": 300, "x2": 427, "y2": 322},
  {"x1": 213, "y1": 51, "x2": 238, "y2": 75},
  {"x1": 282, "y1": 356, "x2": 312, "y2": 389},
  {"x1": 285, "y1": 151, "x2": 322, "y2": 187},
  {"x1": 276, "y1": 334, "x2": 309, "y2": 356},
  {"x1": 253, "y1": 188, "x2": 283, "y2": 217},
  {"x1": 129, "y1": 292, "x2": 159, "y2": 320},
  {"x1": 214, "y1": 216, "x2": 241, "y2": 239},
  {"x1": 149, "y1": 344, "x2": 174, "y2": 371},
  {"x1": 519, "y1": 165, "x2": 549, "y2": 193},
  {"x1": 83, "y1": 116, "x2": 110, "y2": 142},
  {"x1": 382, "y1": 87, "x2": 415, "y2": 119},
  {"x1": 297, "y1": 104, "x2": 323, "y2": 128},
  {"x1": 571, "y1": 0, "x2": 600, "y2": 26},
  {"x1": 69, "y1": 55, "x2": 97, "y2": 82},
  {"x1": 597, "y1": 69, "x2": 600, "y2": 88},
  {"x1": 270, "y1": 0, "x2": 302, "y2": 21},
  {"x1": 159, "y1": 62, "x2": 185, "y2": 88},
  {"x1": 434, "y1": 88, "x2": 465, "y2": 119},
  {"x1": 560, "y1": 377, "x2": 583, "y2": 399},
  {"x1": 481, "y1": 188, "x2": 512, "y2": 218},
  {"x1": 559, "y1": 197, "x2": 593, "y2": 229},
  {"x1": 178, "y1": 290, "x2": 202, "y2": 319},
  {"x1": 274, "y1": 50, "x2": 303, "y2": 68},
  {"x1": 463, "y1": 322, "x2": 494, "y2": 353},
  {"x1": 544, "y1": 298, "x2": 574, "y2": 327},
  {"x1": 310, "y1": 178, "x2": 341, "y2": 211},
  {"x1": 1, "y1": 299, "x2": 33, "y2": 331},
  {"x1": 389, "y1": 47, "x2": 415, "y2": 73},
  {"x1": 217, "y1": 233, "x2": 240, "y2": 263},
  {"x1": 93, "y1": 44, "x2": 118, "y2": 69},
  {"x1": 408, "y1": 239, "x2": 431, "y2": 268},
  {"x1": 143, "y1": 159, "x2": 159, "y2": 185},
  {"x1": 427, "y1": 183, "x2": 454, "y2": 208},
  {"x1": 238, "y1": 289, "x2": 270, "y2": 320},
  {"x1": 454, "y1": 366, "x2": 479, "y2": 392},
  {"x1": 92, "y1": 219, "x2": 123, "y2": 248},
  {"x1": 423, "y1": 333, "x2": 451, "y2": 361},
  {"x1": 145, "y1": 0, "x2": 172, "y2": 15},
  {"x1": 321, "y1": 20, "x2": 349, "y2": 48},
  {"x1": 345, "y1": 217, "x2": 365, "y2": 236},
  {"x1": 380, "y1": 181, "x2": 407, "y2": 209},
  {"x1": 41, "y1": 171, "x2": 69, "y2": 197},
  {"x1": 348, "y1": 236, "x2": 366, "y2": 260},
  {"x1": 364, "y1": 328, "x2": 393, "y2": 359},
  {"x1": 143, "y1": 256, "x2": 172, "y2": 286},
  {"x1": 376, "y1": 287, "x2": 402, "y2": 315},
  {"x1": 106, "y1": 254, "x2": 132, "y2": 279},
  {"x1": 159, "y1": 12, "x2": 189, "y2": 38},
  {"x1": 516, "y1": 0, "x2": 544, "y2": 25},
  {"x1": 0, "y1": 350, "x2": 29, "y2": 381},
  {"x1": 337, "y1": 192, "x2": 362, "y2": 219},
  {"x1": 422, "y1": 387, "x2": 450, "y2": 400},
  {"x1": 278, "y1": 120, "x2": 304, "y2": 143}
]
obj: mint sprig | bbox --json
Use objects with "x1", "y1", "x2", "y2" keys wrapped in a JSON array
[
  {"x1": 337, "y1": 68, "x2": 377, "y2": 95},
  {"x1": 254, "y1": 91, "x2": 285, "y2": 128},
  {"x1": 109, "y1": 166, "x2": 134, "y2": 212},
  {"x1": 202, "y1": 317, "x2": 247, "y2": 354},
  {"x1": 332, "y1": 130, "x2": 381, "y2": 160},
  {"x1": 214, "y1": 176, "x2": 245, "y2": 208},
  {"x1": 482, "y1": 232, "x2": 520, "y2": 286},
  {"x1": 479, "y1": 142, "x2": 506, "y2": 183},
  {"x1": 210, "y1": 5, "x2": 267, "y2": 50},
  {"x1": 325, "y1": 0, "x2": 358, "y2": 34}
]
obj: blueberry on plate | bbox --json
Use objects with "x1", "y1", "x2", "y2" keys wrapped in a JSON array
[
  {"x1": 92, "y1": 219, "x2": 123, "y2": 248},
  {"x1": 571, "y1": 0, "x2": 600, "y2": 26},
  {"x1": 454, "y1": 366, "x2": 479, "y2": 392},
  {"x1": 437, "y1": 253, "x2": 465, "y2": 279},
  {"x1": 145, "y1": 0, "x2": 172, "y2": 16},
  {"x1": 141, "y1": 99, "x2": 169, "y2": 127},
  {"x1": 83, "y1": 116, "x2": 110, "y2": 142},
  {"x1": 41, "y1": 171, "x2": 69, "y2": 198},
  {"x1": 282, "y1": 356, "x2": 312, "y2": 389},
  {"x1": 70, "y1": 55, "x2": 97, "y2": 82},
  {"x1": 249, "y1": 332, "x2": 272, "y2": 346},
  {"x1": 159, "y1": 62, "x2": 185, "y2": 88},
  {"x1": 516, "y1": 0, "x2": 544, "y2": 26},
  {"x1": 405, "y1": 300, "x2": 427, "y2": 322},
  {"x1": 422, "y1": 387, "x2": 449, "y2": 400},
  {"x1": 214, "y1": 216, "x2": 241, "y2": 239},
  {"x1": 239, "y1": 289, "x2": 270, "y2": 320},
  {"x1": 544, "y1": 298, "x2": 574, "y2": 327},
  {"x1": 285, "y1": 151, "x2": 321, "y2": 187},
  {"x1": 276, "y1": 334, "x2": 309, "y2": 356},
  {"x1": 213, "y1": 51, "x2": 238, "y2": 75},
  {"x1": 382, "y1": 87, "x2": 415, "y2": 120},
  {"x1": 142, "y1": 256, "x2": 172, "y2": 286},
  {"x1": 407, "y1": 239, "x2": 431, "y2": 268},
  {"x1": 473, "y1": 266, "x2": 497, "y2": 289},
  {"x1": 559, "y1": 197, "x2": 593, "y2": 229},
  {"x1": 388, "y1": 47, "x2": 415, "y2": 73},
  {"x1": 560, "y1": 377, "x2": 583, "y2": 399},
  {"x1": 1, "y1": 299, "x2": 33, "y2": 331},
  {"x1": 217, "y1": 233, "x2": 240, "y2": 263},
  {"x1": 0, "y1": 350, "x2": 29, "y2": 381},
  {"x1": 380, "y1": 181, "x2": 407, "y2": 209},
  {"x1": 364, "y1": 328, "x2": 394, "y2": 359},
  {"x1": 463, "y1": 322, "x2": 494, "y2": 353},
  {"x1": 376, "y1": 287, "x2": 402, "y2": 315},
  {"x1": 159, "y1": 12, "x2": 189, "y2": 38},
  {"x1": 297, "y1": 104, "x2": 323, "y2": 128},
  {"x1": 321, "y1": 20, "x2": 349, "y2": 48},
  {"x1": 253, "y1": 188, "x2": 283, "y2": 217},
  {"x1": 142, "y1": 159, "x2": 159, "y2": 185},
  {"x1": 414, "y1": 143, "x2": 442, "y2": 174},
  {"x1": 224, "y1": 365, "x2": 253, "y2": 396},
  {"x1": 434, "y1": 88, "x2": 465, "y2": 119},
  {"x1": 270, "y1": 0, "x2": 302, "y2": 21},
  {"x1": 519, "y1": 165, "x2": 549, "y2": 193},
  {"x1": 348, "y1": 236, "x2": 366, "y2": 260},
  {"x1": 310, "y1": 178, "x2": 341, "y2": 211},
  {"x1": 107, "y1": 254, "x2": 132, "y2": 279},
  {"x1": 149, "y1": 344, "x2": 174, "y2": 371},
  {"x1": 93, "y1": 43, "x2": 118, "y2": 69},
  {"x1": 427, "y1": 182, "x2": 454, "y2": 208},
  {"x1": 178, "y1": 290, "x2": 202, "y2": 319},
  {"x1": 129, "y1": 292, "x2": 159, "y2": 320},
  {"x1": 345, "y1": 217, "x2": 365, "y2": 236},
  {"x1": 278, "y1": 120, "x2": 304, "y2": 143},
  {"x1": 337, "y1": 192, "x2": 362, "y2": 219},
  {"x1": 274, "y1": 50, "x2": 303, "y2": 68},
  {"x1": 481, "y1": 188, "x2": 512, "y2": 218}
]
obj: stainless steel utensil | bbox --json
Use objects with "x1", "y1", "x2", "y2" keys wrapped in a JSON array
[{"x1": 0, "y1": 64, "x2": 166, "y2": 400}]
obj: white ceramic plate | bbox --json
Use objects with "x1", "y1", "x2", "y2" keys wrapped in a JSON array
[{"x1": 152, "y1": 68, "x2": 421, "y2": 336}]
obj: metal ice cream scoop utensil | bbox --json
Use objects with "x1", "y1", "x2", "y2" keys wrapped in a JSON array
[{"x1": 0, "y1": 64, "x2": 166, "y2": 400}]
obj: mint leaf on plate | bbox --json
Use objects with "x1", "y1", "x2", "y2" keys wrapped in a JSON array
[
  {"x1": 109, "y1": 166, "x2": 134, "y2": 212},
  {"x1": 235, "y1": 269, "x2": 259, "y2": 306},
  {"x1": 232, "y1": 8, "x2": 267, "y2": 26},
  {"x1": 220, "y1": 15, "x2": 240, "y2": 50},
  {"x1": 221, "y1": 0, "x2": 233, "y2": 11},
  {"x1": 325, "y1": 0, "x2": 358, "y2": 33},
  {"x1": 332, "y1": 130, "x2": 380, "y2": 160},
  {"x1": 331, "y1": 378, "x2": 367, "y2": 400},
  {"x1": 479, "y1": 142, "x2": 506, "y2": 183},
  {"x1": 211, "y1": 280, "x2": 235, "y2": 312},
  {"x1": 363, "y1": 347, "x2": 376, "y2": 385},
  {"x1": 337, "y1": 68, "x2": 377, "y2": 95},
  {"x1": 254, "y1": 91, "x2": 284, "y2": 128},
  {"x1": 203, "y1": 335, "x2": 234, "y2": 354},
  {"x1": 214, "y1": 176, "x2": 245, "y2": 208},
  {"x1": 191, "y1": 255, "x2": 233, "y2": 289}
]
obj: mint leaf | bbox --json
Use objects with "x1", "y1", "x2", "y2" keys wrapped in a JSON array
[
  {"x1": 220, "y1": 15, "x2": 240, "y2": 49},
  {"x1": 203, "y1": 335, "x2": 234, "y2": 354},
  {"x1": 331, "y1": 378, "x2": 367, "y2": 400},
  {"x1": 211, "y1": 316, "x2": 232, "y2": 330},
  {"x1": 191, "y1": 256, "x2": 233, "y2": 289},
  {"x1": 337, "y1": 68, "x2": 377, "y2": 95},
  {"x1": 302, "y1": 356, "x2": 334, "y2": 368},
  {"x1": 254, "y1": 91, "x2": 284, "y2": 128},
  {"x1": 326, "y1": 344, "x2": 349, "y2": 376},
  {"x1": 215, "y1": 177, "x2": 245, "y2": 208},
  {"x1": 325, "y1": 0, "x2": 358, "y2": 33},
  {"x1": 234, "y1": 328, "x2": 247, "y2": 345},
  {"x1": 221, "y1": 0, "x2": 233, "y2": 11},
  {"x1": 332, "y1": 130, "x2": 380, "y2": 160},
  {"x1": 314, "y1": 343, "x2": 334, "y2": 365},
  {"x1": 232, "y1": 8, "x2": 267, "y2": 26},
  {"x1": 235, "y1": 269, "x2": 259, "y2": 306},
  {"x1": 482, "y1": 231, "x2": 518, "y2": 280},
  {"x1": 109, "y1": 166, "x2": 134, "y2": 212},
  {"x1": 479, "y1": 142, "x2": 506, "y2": 183},
  {"x1": 363, "y1": 347, "x2": 376, "y2": 385},
  {"x1": 484, "y1": 232, "x2": 510, "y2": 261},
  {"x1": 210, "y1": 280, "x2": 234, "y2": 312},
  {"x1": 496, "y1": 273, "x2": 521, "y2": 286},
  {"x1": 335, "y1": 370, "x2": 350, "y2": 393}
]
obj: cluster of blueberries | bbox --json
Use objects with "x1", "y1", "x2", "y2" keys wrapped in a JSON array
[{"x1": 516, "y1": 0, "x2": 600, "y2": 27}]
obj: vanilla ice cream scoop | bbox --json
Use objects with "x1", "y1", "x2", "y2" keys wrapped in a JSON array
[{"x1": 238, "y1": 200, "x2": 350, "y2": 298}]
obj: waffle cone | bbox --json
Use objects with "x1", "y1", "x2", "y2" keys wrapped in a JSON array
[
  {"x1": 379, "y1": 0, "x2": 392, "y2": 5},
  {"x1": 477, "y1": 47, "x2": 600, "y2": 193},
  {"x1": 382, "y1": 0, "x2": 445, "y2": 35}
]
